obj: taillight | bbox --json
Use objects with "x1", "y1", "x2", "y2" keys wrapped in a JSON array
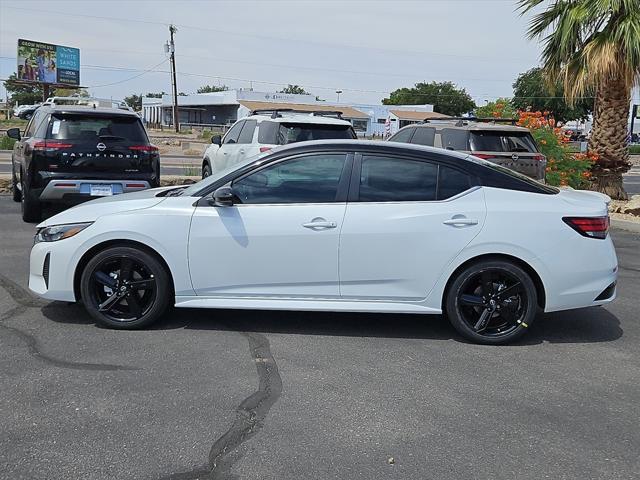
[
  {"x1": 473, "y1": 154, "x2": 494, "y2": 160},
  {"x1": 259, "y1": 146, "x2": 273, "y2": 153},
  {"x1": 563, "y1": 216, "x2": 609, "y2": 239},
  {"x1": 33, "y1": 141, "x2": 73, "y2": 151},
  {"x1": 533, "y1": 154, "x2": 545, "y2": 161},
  {"x1": 125, "y1": 183, "x2": 147, "y2": 188},
  {"x1": 130, "y1": 145, "x2": 158, "y2": 152}
]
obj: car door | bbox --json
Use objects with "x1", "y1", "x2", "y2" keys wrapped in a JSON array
[
  {"x1": 339, "y1": 153, "x2": 486, "y2": 300},
  {"x1": 212, "y1": 120, "x2": 244, "y2": 172},
  {"x1": 188, "y1": 152, "x2": 351, "y2": 297}
]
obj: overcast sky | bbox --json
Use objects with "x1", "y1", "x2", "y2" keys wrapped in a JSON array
[{"x1": 0, "y1": 0, "x2": 544, "y2": 105}]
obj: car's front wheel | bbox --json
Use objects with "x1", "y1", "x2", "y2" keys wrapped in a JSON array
[
  {"x1": 445, "y1": 259, "x2": 538, "y2": 345},
  {"x1": 80, "y1": 246, "x2": 171, "y2": 329}
]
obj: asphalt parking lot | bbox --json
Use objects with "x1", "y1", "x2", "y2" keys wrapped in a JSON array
[{"x1": 1, "y1": 195, "x2": 639, "y2": 480}]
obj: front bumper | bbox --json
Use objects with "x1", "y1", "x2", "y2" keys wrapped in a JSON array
[{"x1": 29, "y1": 239, "x2": 78, "y2": 302}]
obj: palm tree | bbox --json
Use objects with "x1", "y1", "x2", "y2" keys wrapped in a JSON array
[{"x1": 519, "y1": 0, "x2": 640, "y2": 199}]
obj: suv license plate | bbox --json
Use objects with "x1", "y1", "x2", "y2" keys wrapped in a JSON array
[{"x1": 90, "y1": 184, "x2": 113, "y2": 196}]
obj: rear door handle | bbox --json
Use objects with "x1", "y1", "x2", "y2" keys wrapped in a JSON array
[
  {"x1": 302, "y1": 220, "x2": 337, "y2": 229},
  {"x1": 443, "y1": 218, "x2": 478, "y2": 226}
]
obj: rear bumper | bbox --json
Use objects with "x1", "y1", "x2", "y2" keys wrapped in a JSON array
[{"x1": 39, "y1": 179, "x2": 151, "y2": 201}]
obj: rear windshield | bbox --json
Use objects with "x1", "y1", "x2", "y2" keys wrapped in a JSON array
[
  {"x1": 277, "y1": 123, "x2": 356, "y2": 144},
  {"x1": 469, "y1": 131, "x2": 538, "y2": 153},
  {"x1": 47, "y1": 114, "x2": 148, "y2": 143}
]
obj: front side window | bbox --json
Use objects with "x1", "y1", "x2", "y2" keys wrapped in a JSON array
[
  {"x1": 388, "y1": 127, "x2": 414, "y2": 143},
  {"x1": 358, "y1": 155, "x2": 438, "y2": 202},
  {"x1": 237, "y1": 120, "x2": 257, "y2": 144},
  {"x1": 233, "y1": 154, "x2": 346, "y2": 204},
  {"x1": 223, "y1": 121, "x2": 244, "y2": 144}
]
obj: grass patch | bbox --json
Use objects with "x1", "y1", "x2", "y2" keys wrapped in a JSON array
[
  {"x1": 630, "y1": 145, "x2": 640, "y2": 155},
  {"x1": 0, "y1": 136, "x2": 16, "y2": 150}
]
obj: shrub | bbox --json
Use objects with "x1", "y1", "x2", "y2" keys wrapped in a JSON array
[
  {"x1": 517, "y1": 111, "x2": 594, "y2": 188},
  {"x1": 630, "y1": 145, "x2": 640, "y2": 155}
]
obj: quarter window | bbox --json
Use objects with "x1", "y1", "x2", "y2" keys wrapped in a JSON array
[
  {"x1": 233, "y1": 154, "x2": 346, "y2": 204},
  {"x1": 358, "y1": 156, "x2": 438, "y2": 202},
  {"x1": 438, "y1": 166, "x2": 471, "y2": 199},
  {"x1": 411, "y1": 127, "x2": 435, "y2": 146}
]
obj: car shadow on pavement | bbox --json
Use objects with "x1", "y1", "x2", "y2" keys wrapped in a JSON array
[{"x1": 41, "y1": 302, "x2": 623, "y2": 345}]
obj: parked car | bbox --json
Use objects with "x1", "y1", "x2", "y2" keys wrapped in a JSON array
[
  {"x1": 388, "y1": 118, "x2": 547, "y2": 181},
  {"x1": 7, "y1": 103, "x2": 160, "y2": 222},
  {"x1": 14, "y1": 104, "x2": 40, "y2": 120},
  {"x1": 201, "y1": 109, "x2": 357, "y2": 178},
  {"x1": 28, "y1": 140, "x2": 616, "y2": 345}
]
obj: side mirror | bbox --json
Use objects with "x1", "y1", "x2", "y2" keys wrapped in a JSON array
[
  {"x1": 211, "y1": 186, "x2": 235, "y2": 206},
  {"x1": 211, "y1": 135, "x2": 222, "y2": 146},
  {"x1": 6, "y1": 128, "x2": 21, "y2": 140}
]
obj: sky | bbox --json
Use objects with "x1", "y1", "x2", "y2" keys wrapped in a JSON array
[{"x1": 0, "y1": 0, "x2": 544, "y2": 106}]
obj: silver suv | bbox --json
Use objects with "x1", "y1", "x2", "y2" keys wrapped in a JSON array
[{"x1": 388, "y1": 117, "x2": 547, "y2": 181}]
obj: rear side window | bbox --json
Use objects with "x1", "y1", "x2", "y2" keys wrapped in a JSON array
[
  {"x1": 438, "y1": 166, "x2": 471, "y2": 199},
  {"x1": 277, "y1": 123, "x2": 356, "y2": 144},
  {"x1": 47, "y1": 114, "x2": 147, "y2": 143},
  {"x1": 359, "y1": 156, "x2": 438, "y2": 202},
  {"x1": 411, "y1": 127, "x2": 435, "y2": 146},
  {"x1": 470, "y1": 131, "x2": 538, "y2": 153},
  {"x1": 441, "y1": 129, "x2": 469, "y2": 150},
  {"x1": 388, "y1": 127, "x2": 414, "y2": 143},
  {"x1": 237, "y1": 120, "x2": 257, "y2": 144}
]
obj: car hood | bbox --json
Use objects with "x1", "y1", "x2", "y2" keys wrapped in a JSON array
[{"x1": 37, "y1": 186, "x2": 174, "y2": 227}]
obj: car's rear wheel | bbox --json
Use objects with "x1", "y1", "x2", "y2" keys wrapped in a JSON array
[
  {"x1": 21, "y1": 177, "x2": 41, "y2": 222},
  {"x1": 202, "y1": 161, "x2": 212, "y2": 179},
  {"x1": 80, "y1": 246, "x2": 171, "y2": 329},
  {"x1": 445, "y1": 260, "x2": 538, "y2": 345}
]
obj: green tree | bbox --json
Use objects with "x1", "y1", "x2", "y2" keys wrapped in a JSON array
[
  {"x1": 511, "y1": 68, "x2": 592, "y2": 122},
  {"x1": 124, "y1": 94, "x2": 142, "y2": 111},
  {"x1": 3, "y1": 73, "x2": 43, "y2": 106},
  {"x1": 197, "y1": 84, "x2": 229, "y2": 94},
  {"x1": 474, "y1": 98, "x2": 517, "y2": 118},
  {"x1": 519, "y1": 0, "x2": 640, "y2": 199},
  {"x1": 279, "y1": 84, "x2": 309, "y2": 95},
  {"x1": 383, "y1": 81, "x2": 476, "y2": 116}
]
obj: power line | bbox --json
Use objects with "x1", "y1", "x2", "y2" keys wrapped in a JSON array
[{"x1": 86, "y1": 59, "x2": 168, "y2": 88}]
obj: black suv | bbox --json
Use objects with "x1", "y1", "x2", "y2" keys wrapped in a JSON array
[{"x1": 7, "y1": 105, "x2": 160, "y2": 222}]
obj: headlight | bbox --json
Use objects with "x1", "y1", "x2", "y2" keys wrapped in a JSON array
[{"x1": 35, "y1": 222, "x2": 92, "y2": 243}]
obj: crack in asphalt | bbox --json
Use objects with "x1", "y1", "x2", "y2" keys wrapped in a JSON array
[
  {"x1": 160, "y1": 328, "x2": 283, "y2": 480},
  {"x1": 0, "y1": 274, "x2": 139, "y2": 371}
]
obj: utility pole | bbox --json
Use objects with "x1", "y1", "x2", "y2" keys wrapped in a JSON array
[{"x1": 168, "y1": 24, "x2": 179, "y2": 132}]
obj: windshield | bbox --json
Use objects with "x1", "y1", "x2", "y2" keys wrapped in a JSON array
[
  {"x1": 47, "y1": 114, "x2": 148, "y2": 143},
  {"x1": 278, "y1": 123, "x2": 356, "y2": 144},
  {"x1": 469, "y1": 131, "x2": 538, "y2": 153}
]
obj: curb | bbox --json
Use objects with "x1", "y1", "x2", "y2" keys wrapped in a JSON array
[{"x1": 611, "y1": 218, "x2": 640, "y2": 234}]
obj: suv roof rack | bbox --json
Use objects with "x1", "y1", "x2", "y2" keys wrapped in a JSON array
[
  {"x1": 422, "y1": 116, "x2": 518, "y2": 126},
  {"x1": 250, "y1": 108, "x2": 343, "y2": 119},
  {"x1": 42, "y1": 96, "x2": 133, "y2": 111}
]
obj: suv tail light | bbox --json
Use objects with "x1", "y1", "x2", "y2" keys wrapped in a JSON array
[
  {"x1": 473, "y1": 154, "x2": 494, "y2": 160},
  {"x1": 533, "y1": 154, "x2": 545, "y2": 161},
  {"x1": 33, "y1": 141, "x2": 74, "y2": 151},
  {"x1": 130, "y1": 145, "x2": 158, "y2": 152},
  {"x1": 563, "y1": 216, "x2": 609, "y2": 239},
  {"x1": 259, "y1": 146, "x2": 273, "y2": 153}
]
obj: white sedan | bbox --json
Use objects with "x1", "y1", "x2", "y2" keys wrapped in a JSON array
[{"x1": 28, "y1": 140, "x2": 617, "y2": 344}]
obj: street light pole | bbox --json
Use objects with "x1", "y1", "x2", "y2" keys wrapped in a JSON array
[
  {"x1": 169, "y1": 24, "x2": 179, "y2": 133},
  {"x1": 336, "y1": 89, "x2": 342, "y2": 103}
]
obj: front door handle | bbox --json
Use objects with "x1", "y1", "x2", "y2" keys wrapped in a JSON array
[
  {"x1": 443, "y1": 218, "x2": 478, "y2": 226},
  {"x1": 302, "y1": 219, "x2": 337, "y2": 229}
]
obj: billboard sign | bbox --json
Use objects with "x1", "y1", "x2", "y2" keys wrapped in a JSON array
[{"x1": 17, "y1": 39, "x2": 80, "y2": 86}]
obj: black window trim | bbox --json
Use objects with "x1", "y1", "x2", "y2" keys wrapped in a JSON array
[{"x1": 349, "y1": 151, "x2": 478, "y2": 203}]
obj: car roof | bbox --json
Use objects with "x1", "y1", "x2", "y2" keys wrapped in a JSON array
[
  {"x1": 39, "y1": 105, "x2": 139, "y2": 117},
  {"x1": 413, "y1": 121, "x2": 530, "y2": 133},
  {"x1": 265, "y1": 139, "x2": 473, "y2": 161},
  {"x1": 248, "y1": 113, "x2": 352, "y2": 126}
]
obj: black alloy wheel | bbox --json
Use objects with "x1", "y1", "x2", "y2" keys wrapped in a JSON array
[
  {"x1": 446, "y1": 260, "x2": 538, "y2": 345},
  {"x1": 80, "y1": 246, "x2": 171, "y2": 329}
]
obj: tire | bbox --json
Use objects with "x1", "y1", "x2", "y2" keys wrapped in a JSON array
[
  {"x1": 445, "y1": 259, "x2": 538, "y2": 345},
  {"x1": 202, "y1": 161, "x2": 212, "y2": 179},
  {"x1": 21, "y1": 177, "x2": 41, "y2": 223},
  {"x1": 80, "y1": 246, "x2": 171, "y2": 329},
  {"x1": 11, "y1": 166, "x2": 21, "y2": 202}
]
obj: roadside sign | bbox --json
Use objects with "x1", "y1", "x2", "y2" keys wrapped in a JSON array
[{"x1": 17, "y1": 39, "x2": 80, "y2": 86}]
